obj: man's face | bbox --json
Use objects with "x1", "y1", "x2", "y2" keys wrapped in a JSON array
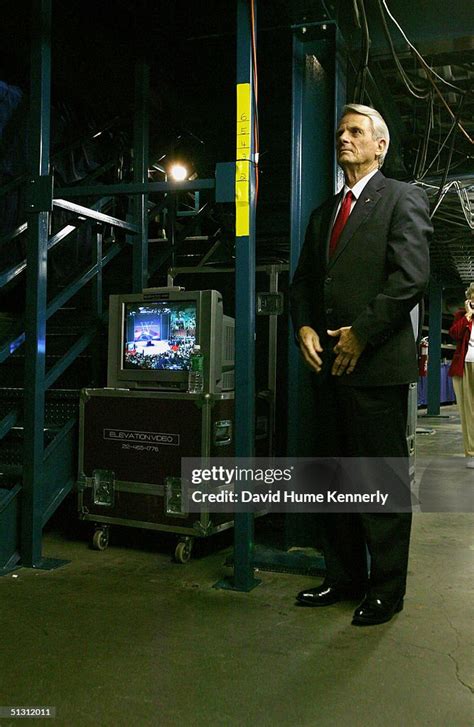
[{"x1": 336, "y1": 113, "x2": 385, "y2": 169}]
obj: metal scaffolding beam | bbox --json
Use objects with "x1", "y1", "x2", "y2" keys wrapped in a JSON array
[
  {"x1": 21, "y1": 0, "x2": 66, "y2": 570},
  {"x1": 216, "y1": 0, "x2": 260, "y2": 593}
]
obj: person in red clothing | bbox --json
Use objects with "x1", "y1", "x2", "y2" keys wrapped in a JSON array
[{"x1": 448, "y1": 282, "x2": 474, "y2": 468}]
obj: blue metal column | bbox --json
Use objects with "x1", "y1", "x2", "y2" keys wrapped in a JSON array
[
  {"x1": 132, "y1": 60, "x2": 150, "y2": 292},
  {"x1": 287, "y1": 25, "x2": 340, "y2": 458},
  {"x1": 285, "y1": 24, "x2": 343, "y2": 554},
  {"x1": 21, "y1": 0, "x2": 54, "y2": 568},
  {"x1": 426, "y1": 279, "x2": 443, "y2": 416},
  {"x1": 217, "y1": 0, "x2": 259, "y2": 592},
  {"x1": 333, "y1": 27, "x2": 347, "y2": 193}
]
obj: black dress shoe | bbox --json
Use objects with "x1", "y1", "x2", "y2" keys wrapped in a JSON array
[
  {"x1": 351, "y1": 596, "x2": 404, "y2": 626},
  {"x1": 296, "y1": 583, "x2": 366, "y2": 607}
]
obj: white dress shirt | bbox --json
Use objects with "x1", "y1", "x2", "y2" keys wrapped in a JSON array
[
  {"x1": 466, "y1": 320, "x2": 474, "y2": 363},
  {"x1": 335, "y1": 168, "x2": 379, "y2": 218}
]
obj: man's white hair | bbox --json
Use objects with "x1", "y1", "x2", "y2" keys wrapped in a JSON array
[
  {"x1": 341, "y1": 103, "x2": 390, "y2": 168},
  {"x1": 466, "y1": 282, "x2": 474, "y2": 298}
]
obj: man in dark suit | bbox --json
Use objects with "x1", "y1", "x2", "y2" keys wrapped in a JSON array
[{"x1": 289, "y1": 103, "x2": 432, "y2": 625}]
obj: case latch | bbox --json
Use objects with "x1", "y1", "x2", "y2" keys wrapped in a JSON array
[
  {"x1": 79, "y1": 469, "x2": 115, "y2": 507},
  {"x1": 213, "y1": 419, "x2": 233, "y2": 447},
  {"x1": 165, "y1": 476, "x2": 188, "y2": 518}
]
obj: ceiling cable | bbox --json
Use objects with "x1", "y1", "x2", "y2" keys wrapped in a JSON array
[
  {"x1": 415, "y1": 91, "x2": 434, "y2": 178},
  {"x1": 427, "y1": 81, "x2": 474, "y2": 145},
  {"x1": 376, "y1": 0, "x2": 429, "y2": 99},
  {"x1": 381, "y1": 0, "x2": 465, "y2": 94},
  {"x1": 354, "y1": 0, "x2": 371, "y2": 102},
  {"x1": 431, "y1": 93, "x2": 467, "y2": 216},
  {"x1": 417, "y1": 116, "x2": 458, "y2": 181},
  {"x1": 377, "y1": 0, "x2": 473, "y2": 144},
  {"x1": 352, "y1": 0, "x2": 361, "y2": 28}
]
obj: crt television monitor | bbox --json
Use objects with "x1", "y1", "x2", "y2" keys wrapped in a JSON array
[{"x1": 107, "y1": 289, "x2": 234, "y2": 393}]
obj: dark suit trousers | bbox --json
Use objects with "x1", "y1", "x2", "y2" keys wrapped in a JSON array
[{"x1": 311, "y1": 377, "x2": 411, "y2": 599}]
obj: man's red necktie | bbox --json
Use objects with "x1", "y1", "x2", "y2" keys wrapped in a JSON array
[{"x1": 329, "y1": 190, "x2": 353, "y2": 258}]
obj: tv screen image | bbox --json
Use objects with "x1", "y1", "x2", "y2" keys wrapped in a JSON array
[
  {"x1": 123, "y1": 302, "x2": 197, "y2": 371},
  {"x1": 108, "y1": 289, "x2": 234, "y2": 392}
]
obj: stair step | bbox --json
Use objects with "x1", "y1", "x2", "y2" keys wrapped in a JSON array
[
  {"x1": 0, "y1": 465, "x2": 22, "y2": 484},
  {"x1": 0, "y1": 390, "x2": 79, "y2": 458},
  {"x1": 0, "y1": 483, "x2": 21, "y2": 511},
  {"x1": 0, "y1": 484, "x2": 20, "y2": 571}
]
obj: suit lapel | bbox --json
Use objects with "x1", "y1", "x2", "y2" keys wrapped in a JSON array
[{"x1": 327, "y1": 172, "x2": 386, "y2": 269}]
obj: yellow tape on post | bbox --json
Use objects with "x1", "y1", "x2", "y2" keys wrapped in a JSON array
[{"x1": 236, "y1": 83, "x2": 251, "y2": 237}]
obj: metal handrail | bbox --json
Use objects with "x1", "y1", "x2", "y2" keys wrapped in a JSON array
[
  {"x1": 0, "y1": 223, "x2": 28, "y2": 249},
  {"x1": 0, "y1": 196, "x2": 114, "y2": 291},
  {"x1": 0, "y1": 237, "x2": 122, "y2": 442},
  {"x1": 53, "y1": 199, "x2": 138, "y2": 232}
]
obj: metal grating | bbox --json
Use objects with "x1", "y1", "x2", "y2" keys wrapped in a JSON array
[{"x1": 414, "y1": 180, "x2": 474, "y2": 285}]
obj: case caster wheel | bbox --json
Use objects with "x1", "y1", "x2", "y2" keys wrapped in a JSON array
[
  {"x1": 174, "y1": 538, "x2": 193, "y2": 563},
  {"x1": 92, "y1": 528, "x2": 109, "y2": 551}
]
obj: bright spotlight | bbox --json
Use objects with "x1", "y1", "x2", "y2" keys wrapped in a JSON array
[{"x1": 169, "y1": 164, "x2": 188, "y2": 181}]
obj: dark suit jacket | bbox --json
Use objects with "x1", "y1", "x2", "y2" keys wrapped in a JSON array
[{"x1": 289, "y1": 171, "x2": 432, "y2": 386}]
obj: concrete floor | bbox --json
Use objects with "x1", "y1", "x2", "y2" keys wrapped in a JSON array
[{"x1": 0, "y1": 406, "x2": 472, "y2": 727}]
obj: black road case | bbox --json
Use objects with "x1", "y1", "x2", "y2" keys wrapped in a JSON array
[{"x1": 78, "y1": 388, "x2": 234, "y2": 562}]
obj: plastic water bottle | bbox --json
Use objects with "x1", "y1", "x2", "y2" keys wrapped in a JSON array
[{"x1": 188, "y1": 345, "x2": 204, "y2": 394}]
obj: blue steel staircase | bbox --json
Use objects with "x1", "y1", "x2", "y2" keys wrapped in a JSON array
[
  {"x1": 0, "y1": 189, "x2": 135, "y2": 572},
  {"x1": 0, "y1": 391, "x2": 77, "y2": 572}
]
